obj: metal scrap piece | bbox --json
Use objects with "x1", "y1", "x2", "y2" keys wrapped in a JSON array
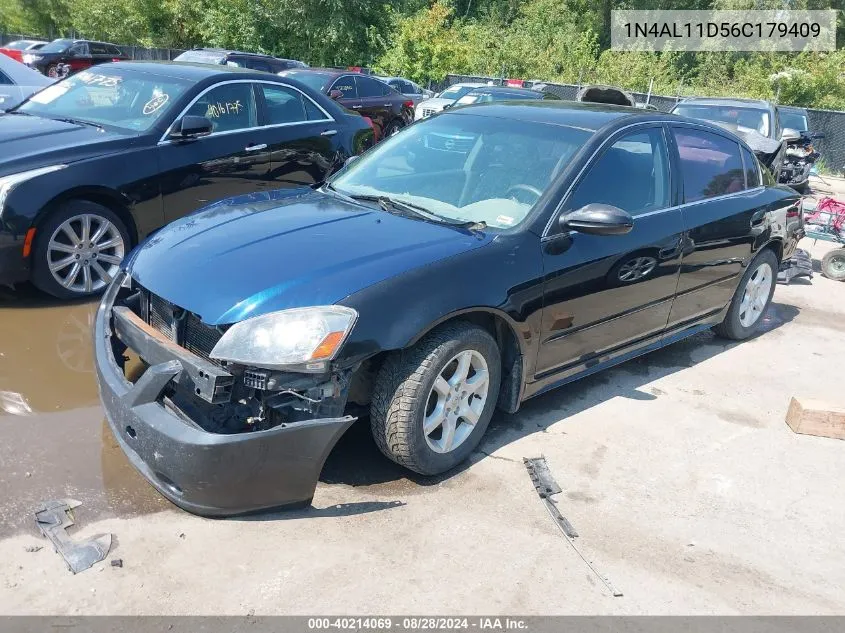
[
  {"x1": 34, "y1": 499, "x2": 112, "y2": 574},
  {"x1": 523, "y1": 456, "x2": 622, "y2": 597}
]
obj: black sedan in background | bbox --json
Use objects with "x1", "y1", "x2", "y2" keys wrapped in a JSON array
[
  {"x1": 0, "y1": 62, "x2": 373, "y2": 298},
  {"x1": 279, "y1": 68, "x2": 414, "y2": 139},
  {"x1": 22, "y1": 39, "x2": 128, "y2": 77}
]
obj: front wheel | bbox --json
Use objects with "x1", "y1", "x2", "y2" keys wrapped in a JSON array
[
  {"x1": 384, "y1": 119, "x2": 404, "y2": 138},
  {"x1": 713, "y1": 249, "x2": 778, "y2": 340},
  {"x1": 31, "y1": 200, "x2": 130, "y2": 299},
  {"x1": 821, "y1": 248, "x2": 845, "y2": 281},
  {"x1": 371, "y1": 322, "x2": 501, "y2": 476}
]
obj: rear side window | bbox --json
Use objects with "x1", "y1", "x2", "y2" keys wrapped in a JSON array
[
  {"x1": 356, "y1": 76, "x2": 390, "y2": 98},
  {"x1": 261, "y1": 84, "x2": 307, "y2": 124},
  {"x1": 741, "y1": 146, "x2": 761, "y2": 188},
  {"x1": 330, "y1": 76, "x2": 357, "y2": 98},
  {"x1": 673, "y1": 128, "x2": 745, "y2": 203},
  {"x1": 567, "y1": 128, "x2": 670, "y2": 217}
]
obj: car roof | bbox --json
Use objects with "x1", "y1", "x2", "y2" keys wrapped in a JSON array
[
  {"x1": 444, "y1": 100, "x2": 672, "y2": 131},
  {"x1": 676, "y1": 97, "x2": 774, "y2": 110},
  {"x1": 185, "y1": 47, "x2": 276, "y2": 60},
  {"x1": 778, "y1": 105, "x2": 808, "y2": 113},
  {"x1": 445, "y1": 82, "x2": 487, "y2": 89},
  {"x1": 106, "y1": 61, "x2": 271, "y2": 80},
  {"x1": 469, "y1": 86, "x2": 541, "y2": 97}
]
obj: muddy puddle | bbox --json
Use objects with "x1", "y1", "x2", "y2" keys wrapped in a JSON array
[
  {"x1": 0, "y1": 285, "x2": 168, "y2": 538},
  {"x1": 0, "y1": 285, "x2": 436, "y2": 537}
]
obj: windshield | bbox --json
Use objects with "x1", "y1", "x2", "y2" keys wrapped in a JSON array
[
  {"x1": 39, "y1": 39, "x2": 74, "y2": 54},
  {"x1": 278, "y1": 70, "x2": 331, "y2": 92},
  {"x1": 779, "y1": 110, "x2": 808, "y2": 132},
  {"x1": 173, "y1": 50, "x2": 226, "y2": 65},
  {"x1": 674, "y1": 104, "x2": 771, "y2": 137},
  {"x1": 439, "y1": 85, "x2": 478, "y2": 101},
  {"x1": 17, "y1": 68, "x2": 191, "y2": 132},
  {"x1": 330, "y1": 113, "x2": 592, "y2": 229}
]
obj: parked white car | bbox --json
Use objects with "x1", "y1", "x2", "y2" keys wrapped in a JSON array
[
  {"x1": 414, "y1": 82, "x2": 486, "y2": 120},
  {"x1": 0, "y1": 52, "x2": 52, "y2": 110}
]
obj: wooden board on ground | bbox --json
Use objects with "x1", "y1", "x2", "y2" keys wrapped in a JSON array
[{"x1": 786, "y1": 397, "x2": 845, "y2": 441}]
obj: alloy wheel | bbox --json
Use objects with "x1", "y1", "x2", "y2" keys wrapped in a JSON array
[
  {"x1": 423, "y1": 349, "x2": 489, "y2": 454},
  {"x1": 47, "y1": 214, "x2": 125, "y2": 294},
  {"x1": 738, "y1": 261, "x2": 773, "y2": 328},
  {"x1": 618, "y1": 256, "x2": 657, "y2": 282}
]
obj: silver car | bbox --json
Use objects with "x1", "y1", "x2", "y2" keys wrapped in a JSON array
[
  {"x1": 414, "y1": 82, "x2": 487, "y2": 120},
  {"x1": 0, "y1": 52, "x2": 52, "y2": 110},
  {"x1": 377, "y1": 76, "x2": 433, "y2": 107}
]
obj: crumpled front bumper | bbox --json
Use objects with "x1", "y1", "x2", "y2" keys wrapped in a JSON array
[{"x1": 93, "y1": 278, "x2": 355, "y2": 517}]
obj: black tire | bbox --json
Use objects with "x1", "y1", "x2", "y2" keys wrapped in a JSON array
[
  {"x1": 31, "y1": 200, "x2": 131, "y2": 299},
  {"x1": 821, "y1": 248, "x2": 845, "y2": 281},
  {"x1": 370, "y1": 322, "x2": 502, "y2": 476},
  {"x1": 384, "y1": 119, "x2": 404, "y2": 138},
  {"x1": 713, "y1": 248, "x2": 779, "y2": 340}
]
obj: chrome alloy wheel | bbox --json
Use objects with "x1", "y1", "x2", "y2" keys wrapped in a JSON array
[
  {"x1": 47, "y1": 214, "x2": 125, "y2": 294},
  {"x1": 423, "y1": 349, "x2": 489, "y2": 454},
  {"x1": 618, "y1": 256, "x2": 657, "y2": 282},
  {"x1": 738, "y1": 261, "x2": 773, "y2": 328}
]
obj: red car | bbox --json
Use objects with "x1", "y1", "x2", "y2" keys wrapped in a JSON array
[
  {"x1": 280, "y1": 68, "x2": 414, "y2": 140},
  {"x1": 22, "y1": 38, "x2": 128, "y2": 77},
  {"x1": 0, "y1": 39, "x2": 48, "y2": 63}
]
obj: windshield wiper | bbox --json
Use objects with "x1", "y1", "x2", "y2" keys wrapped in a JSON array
[
  {"x1": 49, "y1": 116, "x2": 103, "y2": 130},
  {"x1": 349, "y1": 194, "x2": 485, "y2": 230}
]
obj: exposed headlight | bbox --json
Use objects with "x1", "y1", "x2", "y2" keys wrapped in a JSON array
[
  {"x1": 0, "y1": 165, "x2": 67, "y2": 214},
  {"x1": 210, "y1": 306, "x2": 357, "y2": 372}
]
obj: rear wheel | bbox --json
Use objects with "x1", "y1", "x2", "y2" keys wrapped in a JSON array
[
  {"x1": 714, "y1": 249, "x2": 778, "y2": 340},
  {"x1": 371, "y1": 322, "x2": 501, "y2": 475},
  {"x1": 31, "y1": 200, "x2": 130, "y2": 299},
  {"x1": 46, "y1": 64, "x2": 59, "y2": 78},
  {"x1": 821, "y1": 248, "x2": 845, "y2": 281}
]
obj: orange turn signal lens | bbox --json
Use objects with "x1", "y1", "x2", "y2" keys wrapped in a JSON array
[
  {"x1": 22, "y1": 227, "x2": 36, "y2": 258},
  {"x1": 310, "y1": 331, "x2": 345, "y2": 360}
]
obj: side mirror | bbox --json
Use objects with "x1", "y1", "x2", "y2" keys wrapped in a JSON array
[
  {"x1": 329, "y1": 89, "x2": 343, "y2": 100},
  {"x1": 344, "y1": 155, "x2": 359, "y2": 167},
  {"x1": 560, "y1": 203, "x2": 634, "y2": 236},
  {"x1": 780, "y1": 127, "x2": 801, "y2": 142},
  {"x1": 169, "y1": 115, "x2": 212, "y2": 140}
]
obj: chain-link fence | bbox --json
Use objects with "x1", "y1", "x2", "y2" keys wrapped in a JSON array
[
  {"x1": 0, "y1": 33, "x2": 185, "y2": 61},
  {"x1": 443, "y1": 74, "x2": 845, "y2": 174}
]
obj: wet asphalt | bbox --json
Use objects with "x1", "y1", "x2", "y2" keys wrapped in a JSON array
[{"x1": 0, "y1": 283, "x2": 428, "y2": 538}]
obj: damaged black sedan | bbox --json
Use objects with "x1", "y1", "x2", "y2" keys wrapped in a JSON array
[{"x1": 95, "y1": 101, "x2": 802, "y2": 516}]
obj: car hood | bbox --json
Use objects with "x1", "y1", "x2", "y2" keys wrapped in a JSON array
[
  {"x1": 124, "y1": 188, "x2": 494, "y2": 325},
  {"x1": 0, "y1": 114, "x2": 131, "y2": 176}
]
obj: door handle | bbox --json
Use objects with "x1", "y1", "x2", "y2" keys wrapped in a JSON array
[
  {"x1": 244, "y1": 144, "x2": 267, "y2": 152},
  {"x1": 351, "y1": 105, "x2": 362, "y2": 109},
  {"x1": 320, "y1": 129, "x2": 338, "y2": 137},
  {"x1": 383, "y1": 103, "x2": 392, "y2": 107}
]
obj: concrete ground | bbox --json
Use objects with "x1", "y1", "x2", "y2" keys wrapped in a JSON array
[{"x1": 1, "y1": 186, "x2": 844, "y2": 614}]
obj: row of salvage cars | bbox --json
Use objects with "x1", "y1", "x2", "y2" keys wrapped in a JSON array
[{"x1": 1, "y1": 65, "x2": 806, "y2": 516}]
